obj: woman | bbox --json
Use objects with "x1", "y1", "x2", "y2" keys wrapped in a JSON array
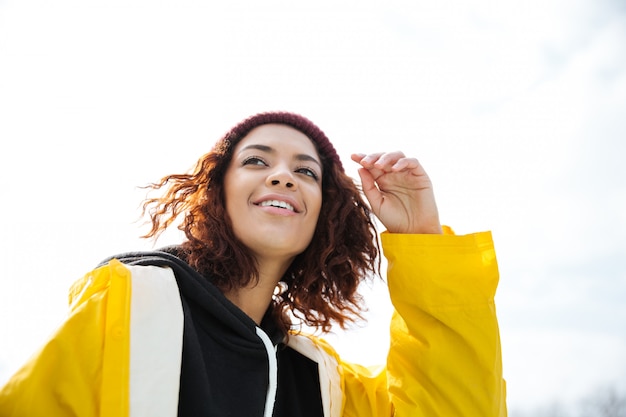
[{"x1": 0, "y1": 111, "x2": 507, "y2": 416}]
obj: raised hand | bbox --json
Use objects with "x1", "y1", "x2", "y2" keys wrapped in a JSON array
[{"x1": 351, "y1": 152, "x2": 442, "y2": 234}]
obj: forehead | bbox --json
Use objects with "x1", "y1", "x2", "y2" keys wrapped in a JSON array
[{"x1": 234, "y1": 124, "x2": 320, "y2": 157}]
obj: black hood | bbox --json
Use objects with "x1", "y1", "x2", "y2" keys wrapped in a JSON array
[
  {"x1": 98, "y1": 246, "x2": 323, "y2": 417},
  {"x1": 98, "y1": 246, "x2": 284, "y2": 346}
]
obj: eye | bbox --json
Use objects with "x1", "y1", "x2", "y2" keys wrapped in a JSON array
[
  {"x1": 296, "y1": 166, "x2": 319, "y2": 181},
  {"x1": 242, "y1": 156, "x2": 267, "y2": 166}
]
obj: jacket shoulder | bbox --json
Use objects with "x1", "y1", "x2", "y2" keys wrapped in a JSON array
[{"x1": 68, "y1": 259, "x2": 129, "y2": 311}]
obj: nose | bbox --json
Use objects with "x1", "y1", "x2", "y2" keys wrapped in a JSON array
[{"x1": 266, "y1": 168, "x2": 297, "y2": 190}]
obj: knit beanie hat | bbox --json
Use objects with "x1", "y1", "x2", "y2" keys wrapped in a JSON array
[{"x1": 220, "y1": 111, "x2": 343, "y2": 172}]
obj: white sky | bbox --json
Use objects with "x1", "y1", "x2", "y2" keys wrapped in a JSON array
[{"x1": 1, "y1": 0, "x2": 625, "y2": 414}]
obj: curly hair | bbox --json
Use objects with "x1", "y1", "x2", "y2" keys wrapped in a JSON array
[{"x1": 141, "y1": 113, "x2": 380, "y2": 335}]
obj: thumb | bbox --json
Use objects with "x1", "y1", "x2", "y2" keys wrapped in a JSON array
[{"x1": 357, "y1": 167, "x2": 382, "y2": 211}]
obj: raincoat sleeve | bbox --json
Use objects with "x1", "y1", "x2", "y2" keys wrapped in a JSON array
[
  {"x1": 0, "y1": 260, "x2": 133, "y2": 417},
  {"x1": 340, "y1": 229, "x2": 507, "y2": 417}
]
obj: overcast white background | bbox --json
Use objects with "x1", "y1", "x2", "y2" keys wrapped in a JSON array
[{"x1": 1, "y1": 0, "x2": 625, "y2": 415}]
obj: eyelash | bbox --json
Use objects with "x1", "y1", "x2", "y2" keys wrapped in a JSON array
[
  {"x1": 242, "y1": 156, "x2": 267, "y2": 166},
  {"x1": 242, "y1": 156, "x2": 319, "y2": 181},
  {"x1": 296, "y1": 166, "x2": 319, "y2": 181}
]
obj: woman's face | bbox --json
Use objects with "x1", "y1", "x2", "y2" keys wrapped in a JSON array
[{"x1": 223, "y1": 124, "x2": 323, "y2": 263}]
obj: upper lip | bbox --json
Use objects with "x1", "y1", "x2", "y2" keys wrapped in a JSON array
[{"x1": 253, "y1": 194, "x2": 302, "y2": 213}]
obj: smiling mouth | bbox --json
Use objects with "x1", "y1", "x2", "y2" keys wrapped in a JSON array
[{"x1": 258, "y1": 200, "x2": 296, "y2": 212}]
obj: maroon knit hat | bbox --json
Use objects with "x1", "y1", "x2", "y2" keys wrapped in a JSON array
[{"x1": 220, "y1": 111, "x2": 344, "y2": 172}]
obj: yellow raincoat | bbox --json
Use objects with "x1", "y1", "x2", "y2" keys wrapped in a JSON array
[{"x1": 0, "y1": 230, "x2": 507, "y2": 416}]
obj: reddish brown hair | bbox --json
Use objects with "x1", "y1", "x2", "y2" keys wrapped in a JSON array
[{"x1": 141, "y1": 113, "x2": 380, "y2": 334}]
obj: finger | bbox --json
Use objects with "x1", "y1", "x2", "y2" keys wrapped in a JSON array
[
  {"x1": 372, "y1": 151, "x2": 407, "y2": 171},
  {"x1": 352, "y1": 152, "x2": 386, "y2": 180},
  {"x1": 390, "y1": 157, "x2": 422, "y2": 172},
  {"x1": 355, "y1": 152, "x2": 385, "y2": 168},
  {"x1": 350, "y1": 153, "x2": 366, "y2": 163}
]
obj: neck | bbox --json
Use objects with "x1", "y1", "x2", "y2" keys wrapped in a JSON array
[{"x1": 224, "y1": 257, "x2": 291, "y2": 325}]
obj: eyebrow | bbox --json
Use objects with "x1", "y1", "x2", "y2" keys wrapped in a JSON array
[{"x1": 240, "y1": 144, "x2": 322, "y2": 169}]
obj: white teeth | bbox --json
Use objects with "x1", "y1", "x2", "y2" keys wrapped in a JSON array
[{"x1": 259, "y1": 200, "x2": 295, "y2": 211}]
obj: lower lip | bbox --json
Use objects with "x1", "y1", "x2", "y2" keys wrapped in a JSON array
[{"x1": 256, "y1": 205, "x2": 298, "y2": 216}]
